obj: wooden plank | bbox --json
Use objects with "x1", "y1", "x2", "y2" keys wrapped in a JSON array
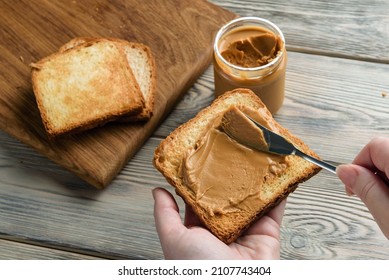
[
  {"x1": 2, "y1": 137, "x2": 388, "y2": 259},
  {"x1": 211, "y1": 0, "x2": 389, "y2": 62},
  {"x1": 0, "y1": 239, "x2": 102, "y2": 260},
  {"x1": 283, "y1": 174, "x2": 389, "y2": 259},
  {"x1": 0, "y1": 0, "x2": 235, "y2": 188},
  {"x1": 0, "y1": 131, "x2": 177, "y2": 260},
  {"x1": 156, "y1": 51, "x2": 389, "y2": 165},
  {"x1": 1, "y1": 50, "x2": 389, "y2": 259},
  {"x1": 154, "y1": 52, "x2": 389, "y2": 258}
]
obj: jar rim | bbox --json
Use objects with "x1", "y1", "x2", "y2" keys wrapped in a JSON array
[{"x1": 214, "y1": 17, "x2": 286, "y2": 72}]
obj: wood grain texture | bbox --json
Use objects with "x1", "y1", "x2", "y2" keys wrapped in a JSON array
[
  {"x1": 210, "y1": 0, "x2": 389, "y2": 62},
  {"x1": 0, "y1": 131, "x2": 171, "y2": 259},
  {"x1": 156, "y1": 52, "x2": 389, "y2": 165},
  {"x1": 0, "y1": 239, "x2": 102, "y2": 260},
  {"x1": 152, "y1": 52, "x2": 389, "y2": 258},
  {"x1": 1, "y1": 50, "x2": 389, "y2": 259},
  {"x1": 0, "y1": 0, "x2": 235, "y2": 188},
  {"x1": 283, "y1": 175, "x2": 389, "y2": 259},
  {"x1": 1, "y1": 0, "x2": 389, "y2": 260}
]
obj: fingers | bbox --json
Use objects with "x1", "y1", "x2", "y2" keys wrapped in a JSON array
[
  {"x1": 352, "y1": 137, "x2": 389, "y2": 176},
  {"x1": 152, "y1": 188, "x2": 184, "y2": 246},
  {"x1": 153, "y1": 187, "x2": 203, "y2": 229},
  {"x1": 337, "y1": 164, "x2": 389, "y2": 238},
  {"x1": 337, "y1": 137, "x2": 389, "y2": 239}
]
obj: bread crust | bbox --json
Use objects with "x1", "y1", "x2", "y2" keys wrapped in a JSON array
[
  {"x1": 31, "y1": 39, "x2": 145, "y2": 138},
  {"x1": 154, "y1": 88, "x2": 321, "y2": 243},
  {"x1": 120, "y1": 42, "x2": 156, "y2": 122},
  {"x1": 59, "y1": 37, "x2": 156, "y2": 122}
]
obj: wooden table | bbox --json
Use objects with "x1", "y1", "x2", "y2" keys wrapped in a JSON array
[{"x1": 1, "y1": 0, "x2": 388, "y2": 259}]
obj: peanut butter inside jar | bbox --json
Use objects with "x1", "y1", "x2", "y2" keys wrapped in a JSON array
[{"x1": 214, "y1": 17, "x2": 287, "y2": 114}]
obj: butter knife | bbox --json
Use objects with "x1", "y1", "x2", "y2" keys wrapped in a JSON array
[{"x1": 244, "y1": 115, "x2": 337, "y2": 174}]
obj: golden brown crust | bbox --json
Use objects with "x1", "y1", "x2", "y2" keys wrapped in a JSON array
[
  {"x1": 59, "y1": 37, "x2": 156, "y2": 122},
  {"x1": 31, "y1": 39, "x2": 144, "y2": 138},
  {"x1": 154, "y1": 88, "x2": 321, "y2": 243},
  {"x1": 58, "y1": 37, "x2": 96, "y2": 52}
]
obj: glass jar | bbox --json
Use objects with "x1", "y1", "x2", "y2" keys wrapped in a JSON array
[{"x1": 213, "y1": 17, "x2": 287, "y2": 114}]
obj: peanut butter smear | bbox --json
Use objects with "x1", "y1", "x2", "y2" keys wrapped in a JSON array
[
  {"x1": 221, "y1": 106, "x2": 269, "y2": 152},
  {"x1": 179, "y1": 106, "x2": 289, "y2": 216},
  {"x1": 220, "y1": 27, "x2": 282, "y2": 68}
]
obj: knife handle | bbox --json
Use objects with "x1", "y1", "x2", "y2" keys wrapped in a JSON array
[{"x1": 295, "y1": 149, "x2": 337, "y2": 174}]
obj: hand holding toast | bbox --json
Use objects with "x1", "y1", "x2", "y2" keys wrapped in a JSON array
[
  {"x1": 337, "y1": 137, "x2": 389, "y2": 239},
  {"x1": 153, "y1": 89, "x2": 321, "y2": 244},
  {"x1": 153, "y1": 187, "x2": 285, "y2": 260}
]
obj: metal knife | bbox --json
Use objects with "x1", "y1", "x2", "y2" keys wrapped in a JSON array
[{"x1": 244, "y1": 114, "x2": 337, "y2": 174}]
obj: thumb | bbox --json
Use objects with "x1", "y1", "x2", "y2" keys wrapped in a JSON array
[
  {"x1": 152, "y1": 188, "x2": 185, "y2": 254},
  {"x1": 337, "y1": 164, "x2": 389, "y2": 238}
]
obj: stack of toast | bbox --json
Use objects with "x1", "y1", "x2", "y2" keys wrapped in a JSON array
[{"x1": 30, "y1": 37, "x2": 156, "y2": 138}]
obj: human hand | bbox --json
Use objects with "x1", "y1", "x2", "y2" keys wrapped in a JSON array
[
  {"x1": 152, "y1": 187, "x2": 285, "y2": 259},
  {"x1": 336, "y1": 137, "x2": 389, "y2": 239}
]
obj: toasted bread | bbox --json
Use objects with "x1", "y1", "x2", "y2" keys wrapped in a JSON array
[
  {"x1": 153, "y1": 88, "x2": 321, "y2": 243},
  {"x1": 31, "y1": 39, "x2": 144, "y2": 137},
  {"x1": 119, "y1": 40, "x2": 156, "y2": 121},
  {"x1": 60, "y1": 37, "x2": 156, "y2": 121}
]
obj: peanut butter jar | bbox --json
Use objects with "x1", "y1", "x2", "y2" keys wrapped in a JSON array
[{"x1": 213, "y1": 17, "x2": 287, "y2": 114}]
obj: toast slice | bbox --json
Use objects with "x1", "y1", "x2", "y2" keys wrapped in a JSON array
[
  {"x1": 119, "y1": 40, "x2": 156, "y2": 121},
  {"x1": 31, "y1": 39, "x2": 144, "y2": 137},
  {"x1": 60, "y1": 37, "x2": 156, "y2": 121},
  {"x1": 153, "y1": 88, "x2": 321, "y2": 243}
]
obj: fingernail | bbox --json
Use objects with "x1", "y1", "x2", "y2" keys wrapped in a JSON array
[{"x1": 337, "y1": 164, "x2": 358, "y2": 188}]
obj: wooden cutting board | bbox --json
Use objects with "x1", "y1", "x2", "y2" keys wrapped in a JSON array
[{"x1": 0, "y1": 0, "x2": 235, "y2": 188}]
